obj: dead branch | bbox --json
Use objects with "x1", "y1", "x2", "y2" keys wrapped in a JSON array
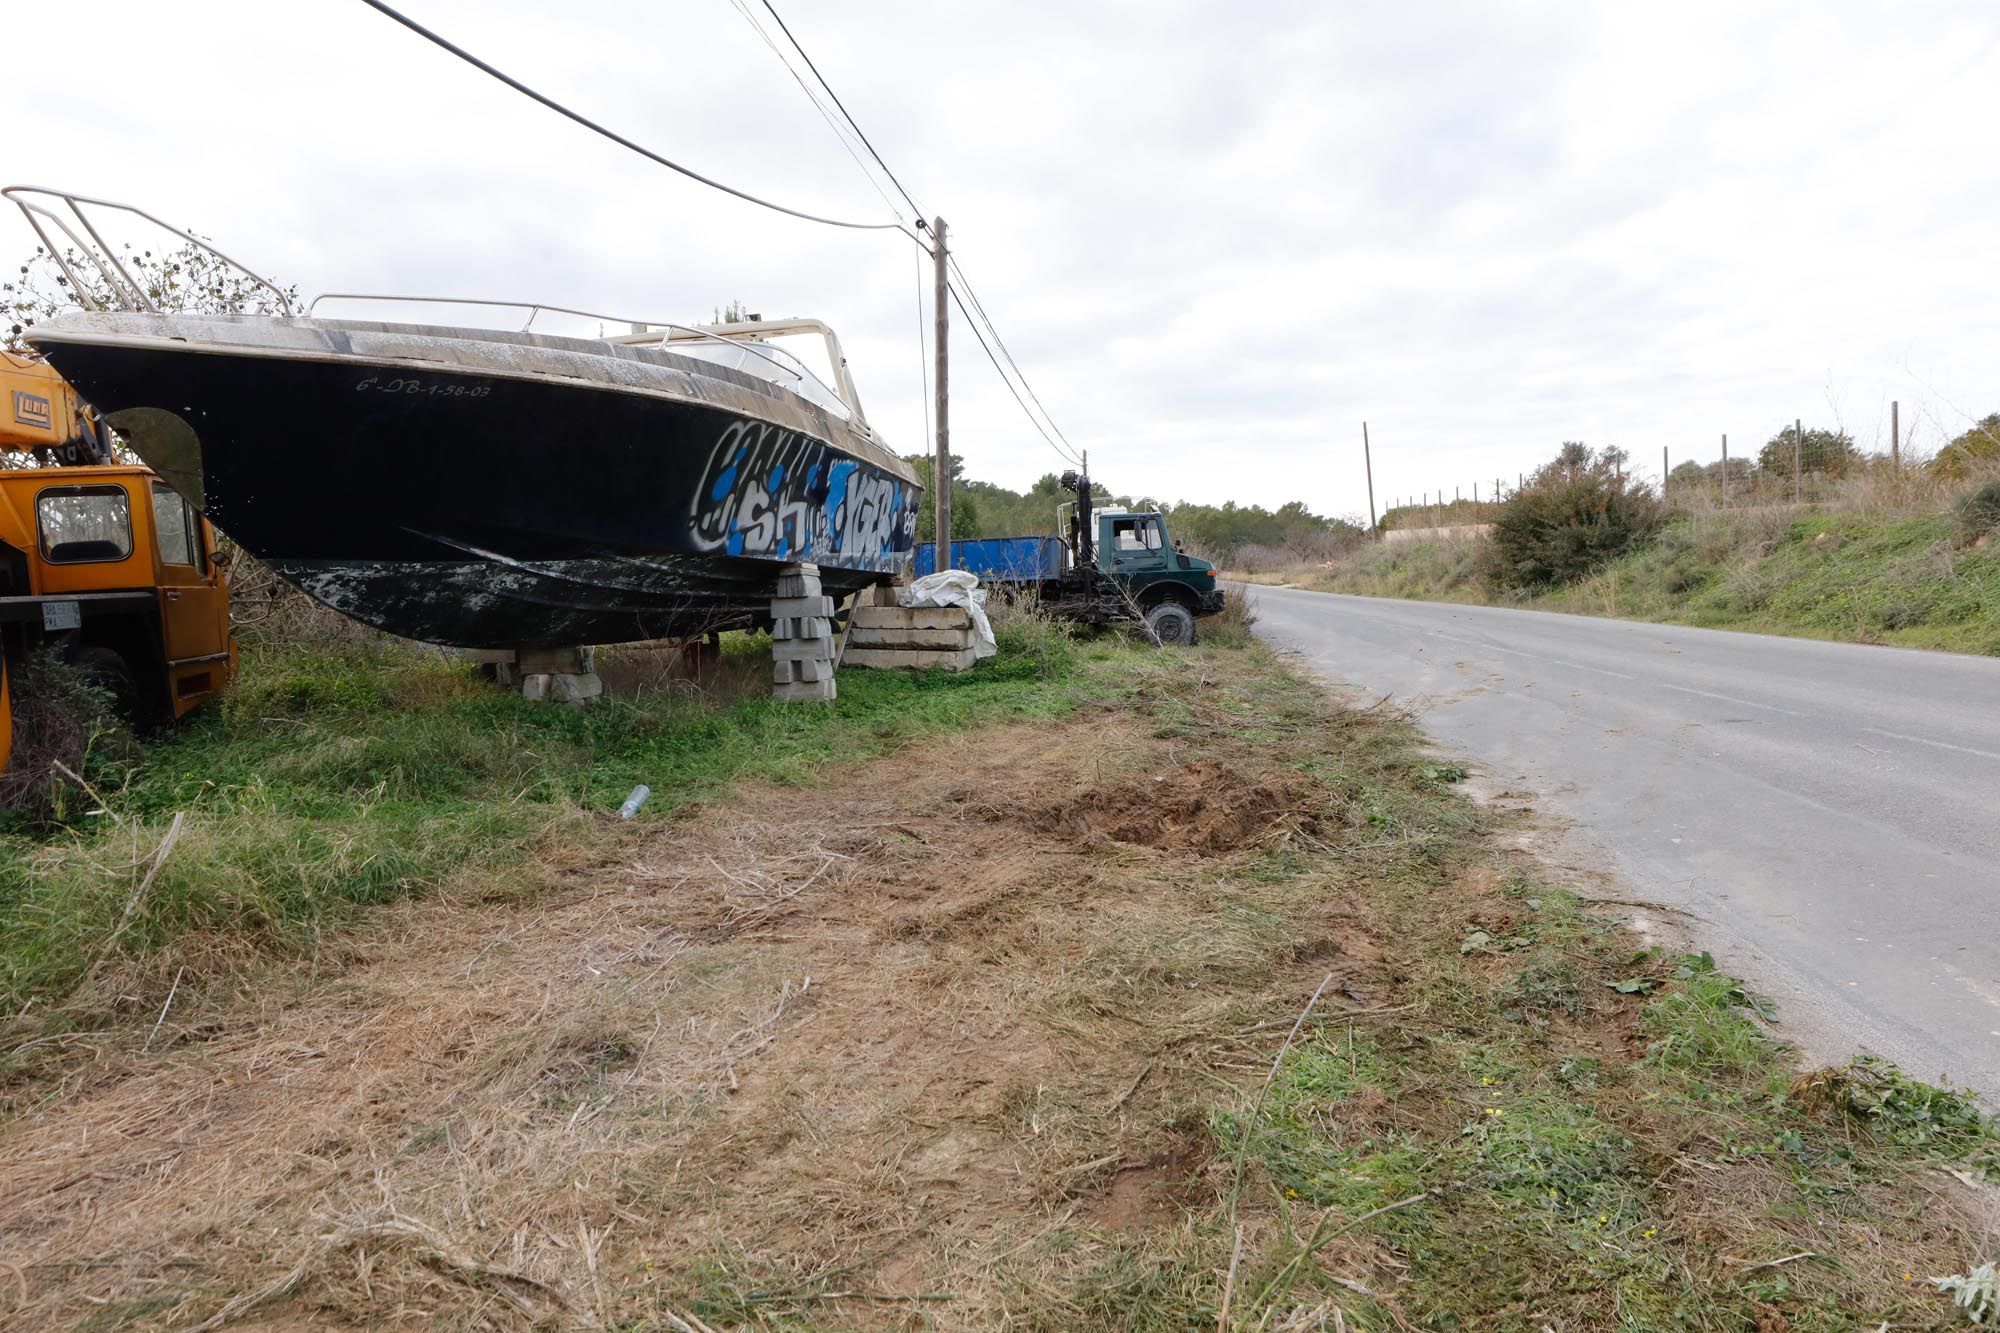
[{"x1": 1229, "y1": 972, "x2": 1335, "y2": 1214}]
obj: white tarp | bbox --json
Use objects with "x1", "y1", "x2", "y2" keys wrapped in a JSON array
[{"x1": 897, "y1": 570, "x2": 998, "y2": 658}]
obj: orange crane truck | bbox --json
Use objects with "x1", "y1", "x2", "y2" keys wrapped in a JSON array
[{"x1": 0, "y1": 348, "x2": 234, "y2": 772}]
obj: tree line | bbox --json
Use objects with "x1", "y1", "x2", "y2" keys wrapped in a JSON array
[{"x1": 903, "y1": 454, "x2": 1363, "y2": 565}]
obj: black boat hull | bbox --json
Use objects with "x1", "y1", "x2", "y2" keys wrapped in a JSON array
[{"x1": 35, "y1": 336, "x2": 919, "y2": 647}]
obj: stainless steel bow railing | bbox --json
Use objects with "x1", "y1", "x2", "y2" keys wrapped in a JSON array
[{"x1": 2, "y1": 185, "x2": 297, "y2": 317}]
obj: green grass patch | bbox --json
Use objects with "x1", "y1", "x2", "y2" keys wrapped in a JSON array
[{"x1": 0, "y1": 614, "x2": 1128, "y2": 1020}]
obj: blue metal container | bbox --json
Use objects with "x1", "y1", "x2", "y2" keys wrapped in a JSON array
[{"x1": 913, "y1": 535, "x2": 1065, "y2": 582}]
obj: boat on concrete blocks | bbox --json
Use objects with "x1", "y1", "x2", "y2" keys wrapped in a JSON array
[{"x1": 11, "y1": 187, "x2": 920, "y2": 649}]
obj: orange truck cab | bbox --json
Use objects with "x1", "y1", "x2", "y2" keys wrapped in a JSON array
[{"x1": 0, "y1": 350, "x2": 235, "y2": 772}]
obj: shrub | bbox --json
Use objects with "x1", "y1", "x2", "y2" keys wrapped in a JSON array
[
  {"x1": 1200, "y1": 583, "x2": 1260, "y2": 648},
  {"x1": 1232, "y1": 543, "x2": 1296, "y2": 574},
  {"x1": 988, "y1": 597, "x2": 1078, "y2": 678},
  {"x1": 0, "y1": 651, "x2": 130, "y2": 824},
  {"x1": 1933, "y1": 413, "x2": 2000, "y2": 480},
  {"x1": 1486, "y1": 444, "x2": 1663, "y2": 589},
  {"x1": 1757, "y1": 423, "x2": 1860, "y2": 479},
  {"x1": 1957, "y1": 478, "x2": 2000, "y2": 539}
]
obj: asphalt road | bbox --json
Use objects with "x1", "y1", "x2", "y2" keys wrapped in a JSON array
[{"x1": 1253, "y1": 587, "x2": 2000, "y2": 1099}]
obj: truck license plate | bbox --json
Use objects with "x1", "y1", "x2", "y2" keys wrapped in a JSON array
[{"x1": 40, "y1": 600, "x2": 81, "y2": 632}]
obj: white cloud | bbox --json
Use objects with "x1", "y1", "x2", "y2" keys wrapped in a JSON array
[{"x1": 8, "y1": 0, "x2": 1998, "y2": 517}]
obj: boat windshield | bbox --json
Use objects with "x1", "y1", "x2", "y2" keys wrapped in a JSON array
[{"x1": 661, "y1": 339, "x2": 851, "y2": 421}]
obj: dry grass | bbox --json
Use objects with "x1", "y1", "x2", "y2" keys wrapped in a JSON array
[
  {"x1": 594, "y1": 637, "x2": 772, "y2": 704},
  {"x1": 0, "y1": 647, "x2": 1989, "y2": 1329},
  {"x1": 0, "y1": 652, "x2": 130, "y2": 824},
  {"x1": 0, "y1": 668, "x2": 1342, "y2": 1329},
  {"x1": 1668, "y1": 453, "x2": 2000, "y2": 523},
  {"x1": 219, "y1": 547, "x2": 386, "y2": 655},
  {"x1": 1201, "y1": 583, "x2": 1262, "y2": 647}
]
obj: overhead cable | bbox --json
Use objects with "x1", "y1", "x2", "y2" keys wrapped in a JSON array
[
  {"x1": 949, "y1": 281, "x2": 1081, "y2": 467},
  {"x1": 946, "y1": 253, "x2": 1081, "y2": 463},
  {"x1": 362, "y1": 0, "x2": 1079, "y2": 466},
  {"x1": 755, "y1": 0, "x2": 928, "y2": 222},
  {"x1": 354, "y1": 0, "x2": 904, "y2": 232},
  {"x1": 709, "y1": 0, "x2": 1082, "y2": 468},
  {"x1": 914, "y1": 241, "x2": 931, "y2": 447},
  {"x1": 722, "y1": 0, "x2": 906, "y2": 223}
]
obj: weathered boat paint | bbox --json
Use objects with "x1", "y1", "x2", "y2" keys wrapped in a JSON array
[{"x1": 29, "y1": 312, "x2": 919, "y2": 647}]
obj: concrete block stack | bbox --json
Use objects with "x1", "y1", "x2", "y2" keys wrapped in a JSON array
[
  {"x1": 770, "y1": 562, "x2": 837, "y2": 702},
  {"x1": 469, "y1": 645, "x2": 604, "y2": 708},
  {"x1": 843, "y1": 603, "x2": 980, "y2": 672}
]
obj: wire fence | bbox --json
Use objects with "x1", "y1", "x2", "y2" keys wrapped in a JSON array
[{"x1": 1379, "y1": 430, "x2": 1939, "y2": 536}]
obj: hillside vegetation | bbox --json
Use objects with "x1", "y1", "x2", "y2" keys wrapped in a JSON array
[{"x1": 1308, "y1": 433, "x2": 2000, "y2": 655}]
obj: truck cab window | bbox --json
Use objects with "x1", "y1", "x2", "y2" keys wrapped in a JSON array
[
  {"x1": 152, "y1": 483, "x2": 200, "y2": 568},
  {"x1": 37, "y1": 486, "x2": 133, "y2": 563},
  {"x1": 1112, "y1": 519, "x2": 1162, "y2": 553}
]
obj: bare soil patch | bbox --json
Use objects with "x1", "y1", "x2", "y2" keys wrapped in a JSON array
[
  {"x1": 1028, "y1": 759, "x2": 1310, "y2": 855},
  {"x1": 0, "y1": 712, "x2": 1361, "y2": 1329}
]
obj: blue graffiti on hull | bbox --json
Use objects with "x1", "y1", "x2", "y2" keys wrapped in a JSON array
[{"x1": 690, "y1": 420, "x2": 915, "y2": 571}]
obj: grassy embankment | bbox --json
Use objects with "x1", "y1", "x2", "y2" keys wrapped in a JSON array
[
  {"x1": 0, "y1": 597, "x2": 1992, "y2": 1328},
  {"x1": 1302, "y1": 476, "x2": 2000, "y2": 654}
]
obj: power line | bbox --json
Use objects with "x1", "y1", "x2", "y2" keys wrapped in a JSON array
[
  {"x1": 722, "y1": 0, "x2": 906, "y2": 223},
  {"x1": 949, "y1": 280, "x2": 1080, "y2": 467},
  {"x1": 739, "y1": 0, "x2": 1083, "y2": 470},
  {"x1": 363, "y1": 0, "x2": 1080, "y2": 469},
  {"x1": 914, "y1": 239, "x2": 931, "y2": 449},
  {"x1": 755, "y1": 0, "x2": 927, "y2": 222},
  {"x1": 946, "y1": 253, "x2": 1080, "y2": 463},
  {"x1": 354, "y1": 0, "x2": 904, "y2": 233}
]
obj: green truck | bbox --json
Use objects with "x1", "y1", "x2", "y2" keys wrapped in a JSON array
[{"x1": 913, "y1": 470, "x2": 1224, "y2": 644}]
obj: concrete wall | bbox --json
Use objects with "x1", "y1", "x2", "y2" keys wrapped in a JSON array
[{"x1": 1383, "y1": 523, "x2": 1493, "y2": 545}]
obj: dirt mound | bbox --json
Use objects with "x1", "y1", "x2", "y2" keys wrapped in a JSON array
[{"x1": 1031, "y1": 760, "x2": 1311, "y2": 854}]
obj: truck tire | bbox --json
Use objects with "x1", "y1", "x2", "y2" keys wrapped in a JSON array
[
  {"x1": 1143, "y1": 601, "x2": 1198, "y2": 646},
  {"x1": 74, "y1": 646, "x2": 142, "y2": 725}
]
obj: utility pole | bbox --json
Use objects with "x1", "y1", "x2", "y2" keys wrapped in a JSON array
[
  {"x1": 1800, "y1": 416, "x2": 1816, "y2": 504},
  {"x1": 1721, "y1": 434, "x2": 1730, "y2": 502},
  {"x1": 1362, "y1": 421, "x2": 1379, "y2": 538},
  {"x1": 1891, "y1": 400, "x2": 1900, "y2": 469},
  {"x1": 931, "y1": 217, "x2": 950, "y2": 571},
  {"x1": 1662, "y1": 446, "x2": 1669, "y2": 499}
]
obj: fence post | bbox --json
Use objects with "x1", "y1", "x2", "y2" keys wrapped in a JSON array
[{"x1": 1794, "y1": 418, "x2": 1803, "y2": 504}]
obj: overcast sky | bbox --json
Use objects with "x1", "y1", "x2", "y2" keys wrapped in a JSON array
[{"x1": 11, "y1": 1, "x2": 2000, "y2": 517}]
